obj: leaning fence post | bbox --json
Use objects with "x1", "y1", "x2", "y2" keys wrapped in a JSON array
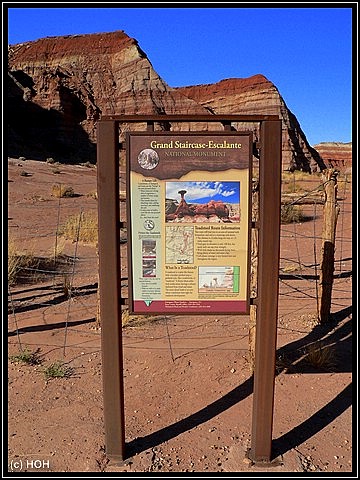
[{"x1": 319, "y1": 168, "x2": 340, "y2": 323}]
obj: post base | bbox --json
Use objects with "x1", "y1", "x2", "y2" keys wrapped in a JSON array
[{"x1": 246, "y1": 448, "x2": 284, "y2": 468}]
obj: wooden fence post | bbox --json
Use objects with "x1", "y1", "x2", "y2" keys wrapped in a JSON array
[
  {"x1": 319, "y1": 168, "x2": 340, "y2": 323},
  {"x1": 249, "y1": 178, "x2": 259, "y2": 372},
  {"x1": 96, "y1": 243, "x2": 101, "y2": 328}
]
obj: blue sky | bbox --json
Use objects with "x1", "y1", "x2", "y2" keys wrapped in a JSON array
[
  {"x1": 166, "y1": 181, "x2": 240, "y2": 204},
  {"x1": 5, "y1": 5, "x2": 354, "y2": 146}
]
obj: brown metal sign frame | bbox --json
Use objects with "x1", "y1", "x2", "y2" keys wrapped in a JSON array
[{"x1": 97, "y1": 114, "x2": 281, "y2": 465}]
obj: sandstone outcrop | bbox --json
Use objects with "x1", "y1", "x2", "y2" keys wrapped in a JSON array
[
  {"x1": 313, "y1": 142, "x2": 352, "y2": 172},
  {"x1": 8, "y1": 30, "x2": 327, "y2": 171},
  {"x1": 8, "y1": 31, "x2": 207, "y2": 161},
  {"x1": 177, "y1": 77, "x2": 326, "y2": 172}
]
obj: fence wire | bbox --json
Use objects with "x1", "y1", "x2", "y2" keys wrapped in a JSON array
[{"x1": 8, "y1": 171, "x2": 352, "y2": 362}]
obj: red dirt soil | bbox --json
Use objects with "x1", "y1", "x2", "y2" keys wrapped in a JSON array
[{"x1": 7, "y1": 159, "x2": 353, "y2": 474}]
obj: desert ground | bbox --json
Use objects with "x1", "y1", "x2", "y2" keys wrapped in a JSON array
[{"x1": 7, "y1": 158, "x2": 353, "y2": 475}]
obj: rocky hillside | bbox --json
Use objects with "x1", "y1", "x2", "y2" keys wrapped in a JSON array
[
  {"x1": 313, "y1": 142, "x2": 352, "y2": 172},
  {"x1": 8, "y1": 30, "x2": 326, "y2": 171}
]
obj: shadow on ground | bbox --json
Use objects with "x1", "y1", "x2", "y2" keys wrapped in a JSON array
[{"x1": 126, "y1": 305, "x2": 352, "y2": 460}]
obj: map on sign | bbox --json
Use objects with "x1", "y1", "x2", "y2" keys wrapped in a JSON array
[{"x1": 165, "y1": 225, "x2": 194, "y2": 264}]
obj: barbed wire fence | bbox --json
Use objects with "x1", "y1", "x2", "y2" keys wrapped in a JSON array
[{"x1": 8, "y1": 171, "x2": 352, "y2": 364}]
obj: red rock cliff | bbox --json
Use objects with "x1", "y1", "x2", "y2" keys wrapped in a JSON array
[
  {"x1": 8, "y1": 31, "x2": 326, "y2": 171},
  {"x1": 313, "y1": 142, "x2": 352, "y2": 172},
  {"x1": 177, "y1": 76, "x2": 325, "y2": 172}
]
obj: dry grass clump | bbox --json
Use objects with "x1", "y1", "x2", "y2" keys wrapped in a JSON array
[
  {"x1": 282, "y1": 172, "x2": 305, "y2": 194},
  {"x1": 49, "y1": 237, "x2": 66, "y2": 260},
  {"x1": 8, "y1": 237, "x2": 73, "y2": 285},
  {"x1": 121, "y1": 308, "x2": 162, "y2": 328},
  {"x1": 19, "y1": 170, "x2": 32, "y2": 177},
  {"x1": 8, "y1": 237, "x2": 35, "y2": 285},
  {"x1": 281, "y1": 203, "x2": 306, "y2": 224},
  {"x1": 281, "y1": 170, "x2": 323, "y2": 195},
  {"x1": 51, "y1": 184, "x2": 75, "y2": 198},
  {"x1": 304, "y1": 341, "x2": 336, "y2": 370},
  {"x1": 59, "y1": 211, "x2": 98, "y2": 244},
  {"x1": 282, "y1": 170, "x2": 314, "y2": 181},
  {"x1": 337, "y1": 173, "x2": 352, "y2": 195},
  {"x1": 86, "y1": 189, "x2": 98, "y2": 200},
  {"x1": 281, "y1": 262, "x2": 300, "y2": 273}
]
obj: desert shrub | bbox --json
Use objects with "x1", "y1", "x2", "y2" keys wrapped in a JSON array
[
  {"x1": 46, "y1": 157, "x2": 55, "y2": 164},
  {"x1": 51, "y1": 184, "x2": 75, "y2": 198},
  {"x1": 9, "y1": 348, "x2": 42, "y2": 366},
  {"x1": 275, "y1": 352, "x2": 291, "y2": 374},
  {"x1": 43, "y1": 361, "x2": 74, "y2": 380},
  {"x1": 281, "y1": 204, "x2": 305, "y2": 224},
  {"x1": 81, "y1": 161, "x2": 95, "y2": 168},
  {"x1": 19, "y1": 170, "x2": 31, "y2": 177},
  {"x1": 52, "y1": 167, "x2": 62, "y2": 174},
  {"x1": 59, "y1": 211, "x2": 98, "y2": 244},
  {"x1": 18, "y1": 156, "x2": 26, "y2": 161}
]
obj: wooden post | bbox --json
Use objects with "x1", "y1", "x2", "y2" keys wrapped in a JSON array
[
  {"x1": 319, "y1": 168, "x2": 340, "y2": 323},
  {"x1": 97, "y1": 120, "x2": 126, "y2": 462},
  {"x1": 249, "y1": 178, "x2": 259, "y2": 372},
  {"x1": 96, "y1": 243, "x2": 101, "y2": 328},
  {"x1": 249, "y1": 120, "x2": 281, "y2": 463}
]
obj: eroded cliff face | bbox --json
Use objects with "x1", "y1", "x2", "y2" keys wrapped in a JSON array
[
  {"x1": 8, "y1": 31, "x2": 207, "y2": 161},
  {"x1": 313, "y1": 142, "x2": 352, "y2": 172},
  {"x1": 8, "y1": 30, "x2": 326, "y2": 170},
  {"x1": 176, "y1": 76, "x2": 326, "y2": 172}
]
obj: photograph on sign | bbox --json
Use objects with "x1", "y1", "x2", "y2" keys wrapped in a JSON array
[{"x1": 126, "y1": 132, "x2": 252, "y2": 314}]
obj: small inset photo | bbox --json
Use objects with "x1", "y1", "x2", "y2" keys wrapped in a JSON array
[
  {"x1": 137, "y1": 148, "x2": 159, "y2": 170},
  {"x1": 142, "y1": 259, "x2": 156, "y2": 277},
  {"x1": 142, "y1": 239, "x2": 157, "y2": 257}
]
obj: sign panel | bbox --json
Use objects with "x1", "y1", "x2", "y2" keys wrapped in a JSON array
[{"x1": 127, "y1": 132, "x2": 252, "y2": 314}]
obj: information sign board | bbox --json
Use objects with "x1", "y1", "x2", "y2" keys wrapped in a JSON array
[{"x1": 127, "y1": 132, "x2": 252, "y2": 314}]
